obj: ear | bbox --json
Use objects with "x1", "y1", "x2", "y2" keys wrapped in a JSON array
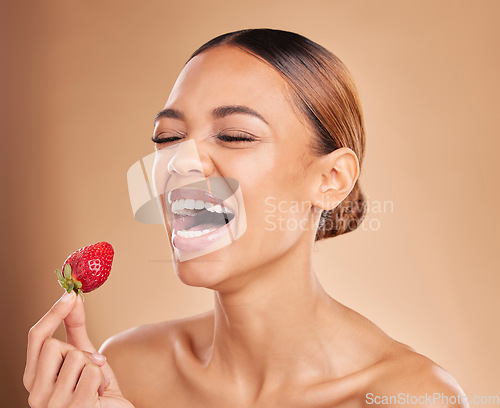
[{"x1": 311, "y1": 147, "x2": 360, "y2": 211}]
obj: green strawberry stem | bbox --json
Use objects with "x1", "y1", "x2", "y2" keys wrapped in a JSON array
[{"x1": 55, "y1": 264, "x2": 85, "y2": 300}]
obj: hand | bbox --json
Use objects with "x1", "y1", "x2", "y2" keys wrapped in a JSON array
[{"x1": 24, "y1": 291, "x2": 135, "y2": 408}]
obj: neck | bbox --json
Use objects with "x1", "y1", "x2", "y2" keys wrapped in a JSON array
[{"x1": 206, "y1": 240, "x2": 342, "y2": 395}]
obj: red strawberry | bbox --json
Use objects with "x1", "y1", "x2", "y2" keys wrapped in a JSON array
[{"x1": 55, "y1": 242, "x2": 114, "y2": 297}]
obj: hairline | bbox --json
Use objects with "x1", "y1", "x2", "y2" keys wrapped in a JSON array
[{"x1": 185, "y1": 43, "x2": 320, "y2": 154}]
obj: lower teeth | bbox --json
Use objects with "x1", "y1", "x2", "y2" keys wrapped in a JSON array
[{"x1": 176, "y1": 228, "x2": 217, "y2": 238}]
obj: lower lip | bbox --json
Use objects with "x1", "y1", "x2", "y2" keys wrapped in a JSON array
[{"x1": 172, "y1": 217, "x2": 236, "y2": 252}]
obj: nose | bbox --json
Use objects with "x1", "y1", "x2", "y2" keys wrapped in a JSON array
[{"x1": 167, "y1": 139, "x2": 211, "y2": 177}]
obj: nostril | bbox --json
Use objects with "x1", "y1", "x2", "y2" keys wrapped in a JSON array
[{"x1": 167, "y1": 157, "x2": 204, "y2": 176}]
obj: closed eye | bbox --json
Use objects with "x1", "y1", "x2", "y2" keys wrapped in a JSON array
[
  {"x1": 216, "y1": 133, "x2": 256, "y2": 143},
  {"x1": 151, "y1": 132, "x2": 257, "y2": 145},
  {"x1": 151, "y1": 135, "x2": 184, "y2": 144}
]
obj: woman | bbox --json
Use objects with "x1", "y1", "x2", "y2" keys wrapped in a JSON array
[{"x1": 24, "y1": 29, "x2": 467, "y2": 408}]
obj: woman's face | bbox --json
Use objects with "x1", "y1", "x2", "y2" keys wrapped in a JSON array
[{"x1": 153, "y1": 45, "x2": 321, "y2": 290}]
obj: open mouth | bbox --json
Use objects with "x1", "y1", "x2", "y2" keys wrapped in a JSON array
[
  {"x1": 171, "y1": 198, "x2": 235, "y2": 237},
  {"x1": 167, "y1": 188, "x2": 236, "y2": 252}
]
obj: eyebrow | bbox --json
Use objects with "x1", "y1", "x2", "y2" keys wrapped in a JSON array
[
  {"x1": 153, "y1": 108, "x2": 184, "y2": 125},
  {"x1": 212, "y1": 105, "x2": 269, "y2": 125},
  {"x1": 153, "y1": 105, "x2": 269, "y2": 126}
]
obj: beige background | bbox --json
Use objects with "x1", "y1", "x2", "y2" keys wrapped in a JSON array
[{"x1": 1, "y1": 0, "x2": 499, "y2": 406}]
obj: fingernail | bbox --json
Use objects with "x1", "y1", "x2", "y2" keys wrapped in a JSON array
[
  {"x1": 92, "y1": 352, "x2": 107, "y2": 363},
  {"x1": 104, "y1": 374, "x2": 110, "y2": 387},
  {"x1": 60, "y1": 291, "x2": 75, "y2": 302}
]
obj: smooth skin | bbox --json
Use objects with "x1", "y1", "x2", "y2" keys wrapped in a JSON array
[{"x1": 25, "y1": 46, "x2": 468, "y2": 407}]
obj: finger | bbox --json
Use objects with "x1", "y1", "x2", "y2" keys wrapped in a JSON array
[
  {"x1": 73, "y1": 364, "x2": 102, "y2": 405},
  {"x1": 24, "y1": 291, "x2": 77, "y2": 391},
  {"x1": 64, "y1": 294, "x2": 97, "y2": 353},
  {"x1": 29, "y1": 338, "x2": 74, "y2": 406},
  {"x1": 64, "y1": 297, "x2": 115, "y2": 391},
  {"x1": 81, "y1": 350, "x2": 108, "y2": 367},
  {"x1": 97, "y1": 343, "x2": 122, "y2": 394},
  {"x1": 51, "y1": 349, "x2": 107, "y2": 404},
  {"x1": 80, "y1": 350, "x2": 110, "y2": 388}
]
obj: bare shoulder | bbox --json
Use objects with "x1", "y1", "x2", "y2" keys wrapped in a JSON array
[
  {"x1": 98, "y1": 311, "x2": 214, "y2": 404},
  {"x1": 364, "y1": 350, "x2": 468, "y2": 408},
  {"x1": 99, "y1": 309, "x2": 214, "y2": 356},
  {"x1": 332, "y1": 305, "x2": 468, "y2": 407}
]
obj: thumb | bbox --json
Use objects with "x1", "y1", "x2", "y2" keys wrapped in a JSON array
[
  {"x1": 63, "y1": 294, "x2": 97, "y2": 353},
  {"x1": 64, "y1": 295, "x2": 122, "y2": 394},
  {"x1": 64, "y1": 296, "x2": 121, "y2": 395}
]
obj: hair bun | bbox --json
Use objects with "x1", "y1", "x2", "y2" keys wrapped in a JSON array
[{"x1": 315, "y1": 182, "x2": 367, "y2": 240}]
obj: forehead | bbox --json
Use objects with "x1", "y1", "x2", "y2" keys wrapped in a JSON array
[{"x1": 165, "y1": 45, "x2": 291, "y2": 115}]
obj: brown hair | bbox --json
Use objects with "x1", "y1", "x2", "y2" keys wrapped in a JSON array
[{"x1": 188, "y1": 29, "x2": 367, "y2": 241}]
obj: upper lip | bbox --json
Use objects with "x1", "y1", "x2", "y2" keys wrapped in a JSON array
[{"x1": 167, "y1": 188, "x2": 235, "y2": 213}]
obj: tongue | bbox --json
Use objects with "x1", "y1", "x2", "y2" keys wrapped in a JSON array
[{"x1": 187, "y1": 223, "x2": 221, "y2": 232}]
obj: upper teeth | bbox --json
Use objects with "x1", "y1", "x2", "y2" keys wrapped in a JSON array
[{"x1": 171, "y1": 199, "x2": 232, "y2": 215}]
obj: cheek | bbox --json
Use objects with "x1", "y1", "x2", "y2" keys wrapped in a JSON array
[
  {"x1": 227, "y1": 147, "x2": 302, "y2": 188},
  {"x1": 216, "y1": 150, "x2": 278, "y2": 193},
  {"x1": 221, "y1": 152, "x2": 309, "y2": 236},
  {"x1": 216, "y1": 136, "x2": 310, "y2": 202}
]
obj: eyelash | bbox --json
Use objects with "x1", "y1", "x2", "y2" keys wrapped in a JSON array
[
  {"x1": 216, "y1": 133, "x2": 255, "y2": 143},
  {"x1": 152, "y1": 136, "x2": 183, "y2": 144},
  {"x1": 151, "y1": 133, "x2": 256, "y2": 144}
]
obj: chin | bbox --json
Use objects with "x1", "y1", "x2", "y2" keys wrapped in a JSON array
[{"x1": 172, "y1": 250, "x2": 233, "y2": 288}]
